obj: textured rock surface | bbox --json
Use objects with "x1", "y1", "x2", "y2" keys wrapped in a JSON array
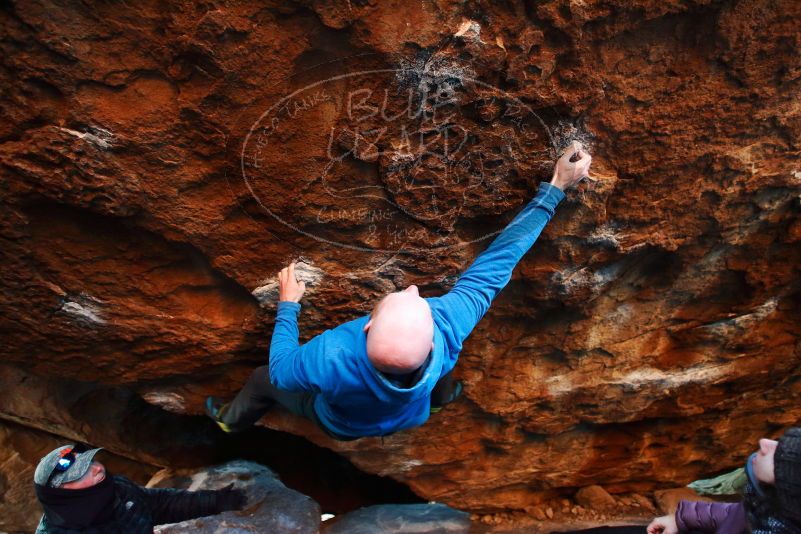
[
  {"x1": 323, "y1": 503, "x2": 471, "y2": 533},
  {"x1": 0, "y1": 365, "x2": 223, "y2": 467},
  {"x1": 150, "y1": 461, "x2": 321, "y2": 534},
  {"x1": 575, "y1": 486, "x2": 616, "y2": 511},
  {"x1": 1, "y1": 0, "x2": 800, "y2": 515}
]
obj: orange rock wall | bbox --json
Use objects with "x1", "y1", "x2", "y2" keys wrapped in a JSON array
[{"x1": 1, "y1": 0, "x2": 800, "y2": 512}]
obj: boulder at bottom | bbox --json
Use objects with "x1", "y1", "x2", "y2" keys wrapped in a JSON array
[
  {"x1": 575, "y1": 485, "x2": 617, "y2": 511},
  {"x1": 149, "y1": 460, "x2": 321, "y2": 534},
  {"x1": 324, "y1": 503, "x2": 471, "y2": 534}
]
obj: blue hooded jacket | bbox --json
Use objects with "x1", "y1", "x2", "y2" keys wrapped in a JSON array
[{"x1": 268, "y1": 182, "x2": 565, "y2": 438}]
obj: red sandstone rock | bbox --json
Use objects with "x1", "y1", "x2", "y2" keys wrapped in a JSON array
[
  {"x1": 575, "y1": 485, "x2": 616, "y2": 511},
  {"x1": 1, "y1": 0, "x2": 800, "y2": 515}
]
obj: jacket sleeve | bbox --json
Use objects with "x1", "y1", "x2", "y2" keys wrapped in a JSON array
[
  {"x1": 675, "y1": 500, "x2": 748, "y2": 534},
  {"x1": 268, "y1": 301, "x2": 331, "y2": 393},
  {"x1": 427, "y1": 182, "x2": 565, "y2": 367},
  {"x1": 144, "y1": 487, "x2": 223, "y2": 525}
]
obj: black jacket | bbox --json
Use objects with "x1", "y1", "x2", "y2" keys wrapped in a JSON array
[{"x1": 36, "y1": 475, "x2": 226, "y2": 533}]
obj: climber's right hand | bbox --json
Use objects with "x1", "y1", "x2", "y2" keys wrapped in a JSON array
[
  {"x1": 279, "y1": 262, "x2": 306, "y2": 303},
  {"x1": 647, "y1": 514, "x2": 678, "y2": 534},
  {"x1": 550, "y1": 140, "x2": 592, "y2": 191}
]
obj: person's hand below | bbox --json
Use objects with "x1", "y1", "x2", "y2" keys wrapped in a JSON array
[
  {"x1": 550, "y1": 140, "x2": 592, "y2": 191},
  {"x1": 647, "y1": 514, "x2": 679, "y2": 534},
  {"x1": 215, "y1": 483, "x2": 248, "y2": 512},
  {"x1": 279, "y1": 262, "x2": 306, "y2": 303}
]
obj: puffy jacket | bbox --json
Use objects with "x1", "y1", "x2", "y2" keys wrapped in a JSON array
[
  {"x1": 675, "y1": 475, "x2": 801, "y2": 534},
  {"x1": 35, "y1": 475, "x2": 225, "y2": 533},
  {"x1": 676, "y1": 500, "x2": 748, "y2": 534}
]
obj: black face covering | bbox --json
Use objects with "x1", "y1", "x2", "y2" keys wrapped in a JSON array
[{"x1": 34, "y1": 472, "x2": 116, "y2": 528}]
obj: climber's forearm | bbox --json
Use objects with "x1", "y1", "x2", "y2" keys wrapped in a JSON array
[
  {"x1": 447, "y1": 181, "x2": 564, "y2": 310},
  {"x1": 454, "y1": 181, "x2": 564, "y2": 292},
  {"x1": 428, "y1": 182, "x2": 565, "y2": 353},
  {"x1": 146, "y1": 487, "x2": 222, "y2": 525},
  {"x1": 268, "y1": 301, "x2": 301, "y2": 385}
]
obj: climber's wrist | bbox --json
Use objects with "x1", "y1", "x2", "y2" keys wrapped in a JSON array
[{"x1": 549, "y1": 173, "x2": 567, "y2": 191}]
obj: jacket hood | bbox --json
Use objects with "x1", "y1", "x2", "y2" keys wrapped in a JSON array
[{"x1": 360, "y1": 326, "x2": 446, "y2": 403}]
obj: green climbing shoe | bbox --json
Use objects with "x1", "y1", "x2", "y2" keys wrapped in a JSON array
[
  {"x1": 430, "y1": 381, "x2": 463, "y2": 414},
  {"x1": 205, "y1": 396, "x2": 233, "y2": 433}
]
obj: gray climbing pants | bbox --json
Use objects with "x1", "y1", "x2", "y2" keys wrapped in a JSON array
[
  {"x1": 220, "y1": 365, "x2": 355, "y2": 440},
  {"x1": 221, "y1": 365, "x2": 457, "y2": 441}
]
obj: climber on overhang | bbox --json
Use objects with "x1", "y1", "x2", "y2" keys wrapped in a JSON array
[{"x1": 205, "y1": 142, "x2": 592, "y2": 440}]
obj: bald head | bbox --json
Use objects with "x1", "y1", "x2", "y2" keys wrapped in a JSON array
[{"x1": 364, "y1": 285, "x2": 434, "y2": 374}]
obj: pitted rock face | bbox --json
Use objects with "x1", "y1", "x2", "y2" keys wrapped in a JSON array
[
  {"x1": 1, "y1": 0, "x2": 800, "y2": 515},
  {"x1": 241, "y1": 56, "x2": 555, "y2": 252},
  {"x1": 324, "y1": 503, "x2": 471, "y2": 534},
  {"x1": 150, "y1": 461, "x2": 321, "y2": 534}
]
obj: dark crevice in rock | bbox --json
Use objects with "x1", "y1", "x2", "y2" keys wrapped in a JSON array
[{"x1": 212, "y1": 425, "x2": 424, "y2": 514}]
